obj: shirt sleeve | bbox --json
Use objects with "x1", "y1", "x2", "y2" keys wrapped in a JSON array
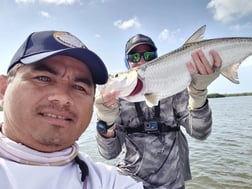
[
  {"x1": 96, "y1": 129, "x2": 125, "y2": 160},
  {"x1": 173, "y1": 89, "x2": 212, "y2": 140}
]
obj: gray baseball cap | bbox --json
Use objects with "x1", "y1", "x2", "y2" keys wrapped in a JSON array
[{"x1": 125, "y1": 34, "x2": 157, "y2": 54}]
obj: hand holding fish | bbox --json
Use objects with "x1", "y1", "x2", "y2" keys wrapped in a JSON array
[
  {"x1": 100, "y1": 91, "x2": 119, "y2": 109},
  {"x1": 187, "y1": 49, "x2": 222, "y2": 109},
  {"x1": 94, "y1": 91, "x2": 119, "y2": 138},
  {"x1": 187, "y1": 49, "x2": 222, "y2": 75},
  {"x1": 95, "y1": 92, "x2": 119, "y2": 124}
]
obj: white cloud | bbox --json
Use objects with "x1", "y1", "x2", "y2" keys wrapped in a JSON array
[
  {"x1": 158, "y1": 29, "x2": 171, "y2": 41},
  {"x1": 158, "y1": 28, "x2": 180, "y2": 42},
  {"x1": 94, "y1": 34, "x2": 101, "y2": 38},
  {"x1": 16, "y1": 0, "x2": 76, "y2": 5},
  {"x1": 16, "y1": 0, "x2": 35, "y2": 3},
  {"x1": 113, "y1": 17, "x2": 141, "y2": 30},
  {"x1": 43, "y1": 0, "x2": 76, "y2": 4},
  {"x1": 207, "y1": 0, "x2": 252, "y2": 23},
  {"x1": 100, "y1": 0, "x2": 110, "y2": 3},
  {"x1": 39, "y1": 11, "x2": 51, "y2": 18},
  {"x1": 229, "y1": 22, "x2": 251, "y2": 31}
]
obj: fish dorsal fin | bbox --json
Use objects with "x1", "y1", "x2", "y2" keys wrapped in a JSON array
[
  {"x1": 184, "y1": 25, "x2": 206, "y2": 44},
  {"x1": 220, "y1": 62, "x2": 241, "y2": 84},
  {"x1": 144, "y1": 93, "x2": 159, "y2": 107}
]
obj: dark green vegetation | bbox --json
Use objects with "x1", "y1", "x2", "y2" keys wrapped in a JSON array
[
  {"x1": 208, "y1": 92, "x2": 252, "y2": 98},
  {"x1": 0, "y1": 93, "x2": 251, "y2": 112}
]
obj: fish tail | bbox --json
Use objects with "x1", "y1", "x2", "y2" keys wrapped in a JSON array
[{"x1": 220, "y1": 62, "x2": 241, "y2": 84}]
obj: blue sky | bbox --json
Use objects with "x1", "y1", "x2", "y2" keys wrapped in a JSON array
[{"x1": 1, "y1": 0, "x2": 252, "y2": 94}]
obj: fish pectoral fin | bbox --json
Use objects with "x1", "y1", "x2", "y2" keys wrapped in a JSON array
[
  {"x1": 221, "y1": 62, "x2": 241, "y2": 84},
  {"x1": 144, "y1": 93, "x2": 159, "y2": 107}
]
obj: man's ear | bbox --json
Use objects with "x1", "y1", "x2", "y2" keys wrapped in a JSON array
[{"x1": 0, "y1": 75, "x2": 8, "y2": 105}]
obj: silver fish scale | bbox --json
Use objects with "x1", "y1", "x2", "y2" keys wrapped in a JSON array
[{"x1": 135, "y1": 37, "x2": 252, "y2": 104}]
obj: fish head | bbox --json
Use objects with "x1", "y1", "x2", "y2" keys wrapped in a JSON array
[{"x1": 97, "y1": 70, "x2": 142, "y2": 98}]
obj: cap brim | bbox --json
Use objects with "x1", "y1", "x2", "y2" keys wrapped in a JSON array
[
  {"x1": 21, "y1": 48, "x2": 108, "y2": 85},
  {"x1": 126, "y1": 42, "x2": 157, "y2": 54}
]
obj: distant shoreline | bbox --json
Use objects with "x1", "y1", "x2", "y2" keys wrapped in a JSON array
[
  {"x1": 208, "y1": 92, "x2": 252, "y2": 98},
  {"x1": 0, "y1": 92, "x2": 251, "y2": 111}
]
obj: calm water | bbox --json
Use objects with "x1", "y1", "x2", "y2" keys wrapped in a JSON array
[
  {"x1": 0, "y1": 96, "x2": 251, "y2": 188},
  {"x1": 79, "y1": 96, "x2": 252, "y2": 189}
]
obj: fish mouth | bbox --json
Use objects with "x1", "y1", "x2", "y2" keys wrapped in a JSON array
[{"x1": 128, "y1": 79, "x2": 143, "y2": 96}]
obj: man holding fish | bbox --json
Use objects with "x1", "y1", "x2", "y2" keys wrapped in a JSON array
[{"x1": 95, "y1": 33, "x2": 221, "y2": 189}]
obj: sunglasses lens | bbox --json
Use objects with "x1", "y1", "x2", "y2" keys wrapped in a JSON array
[
  {"x1": 127, "y1": 51, "x2": 157, "y2": 63},
  {"x1": 143, "y1": 52, "x2": 156, "y2": 61},
  {"x1": 128, "y1": 53, "x2": 141, "y2": 63}
]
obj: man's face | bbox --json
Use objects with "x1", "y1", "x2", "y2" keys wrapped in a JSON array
[{"x1": 1, "y1": 55, "x2": 95, "y2": 152}]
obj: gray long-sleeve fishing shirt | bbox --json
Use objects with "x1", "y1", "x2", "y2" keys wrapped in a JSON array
[{"x1": 96, "y1": 89, "x2": 212, "y2": 189}]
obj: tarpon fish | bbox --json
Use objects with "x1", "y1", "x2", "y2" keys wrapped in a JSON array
[{"x1": 98, "y1": 25, "x2": 252, "y2": 107}]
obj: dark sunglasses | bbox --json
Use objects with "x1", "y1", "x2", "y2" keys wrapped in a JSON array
[{"x1": 127, "y1": 51, "x2": 157, "y2": 63}]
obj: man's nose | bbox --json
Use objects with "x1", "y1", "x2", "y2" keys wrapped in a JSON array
[
  {"x1": 139, "y1": 56, "x2": 147, "y2": 64},
  {"x1": 47, "y1": 86, "x2": 73, "y2": 106}
]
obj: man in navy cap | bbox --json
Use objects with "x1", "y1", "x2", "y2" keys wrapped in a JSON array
[{"x1": 0, "y1": 31, "x2": 144, "y2": 189}]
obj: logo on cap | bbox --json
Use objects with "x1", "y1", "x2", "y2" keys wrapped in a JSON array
[{"x1": 53, "y1": 32, "x2": 86, "y2": 48}]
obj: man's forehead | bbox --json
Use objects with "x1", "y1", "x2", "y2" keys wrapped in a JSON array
[
  {"x1": 30, "y1": 56, "x2": 89, "y2": 73},
  {"x1": 131, "y1": 44, "x2": 153, "y2": 52}
]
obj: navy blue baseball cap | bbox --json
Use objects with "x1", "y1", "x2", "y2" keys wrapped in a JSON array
[{"x1": 8, "y1": 31, "x2": 108, "y2": 84}]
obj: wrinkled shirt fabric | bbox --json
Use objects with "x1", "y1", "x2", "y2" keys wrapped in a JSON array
[
  {"x1": 97, "y1": 90, "x2": 212, "y2": 189},
  {"x1": 0, "y1": 129, "x2": 143, "y2": 189}
]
